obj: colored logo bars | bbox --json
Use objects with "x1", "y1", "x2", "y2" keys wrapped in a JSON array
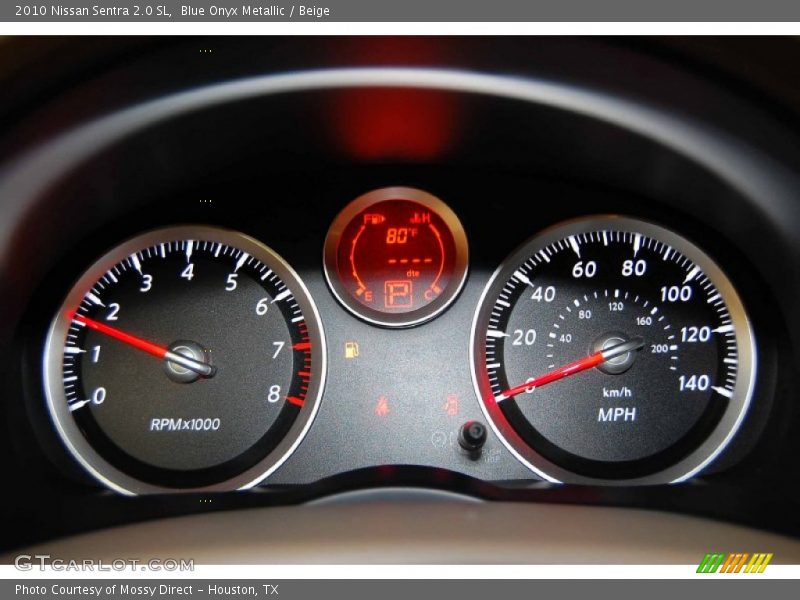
[{"x1": 697, "y1": 553, "x2": 773, "y2": 573}]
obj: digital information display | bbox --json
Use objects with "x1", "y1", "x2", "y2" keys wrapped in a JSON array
[{"x1": 324, "y1": 187, "x2": 468, "y2": 327}]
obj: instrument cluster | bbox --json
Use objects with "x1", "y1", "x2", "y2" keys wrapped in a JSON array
[
  {"x1": 38, "y1": 183, "x2": 763, "y2": 494},
  {"x1": 3, "y1": 35, "x2": 800, "y2": 555}
]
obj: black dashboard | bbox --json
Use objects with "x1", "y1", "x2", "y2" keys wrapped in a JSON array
[{"x1": 2, "y1": 37, "x2": 800, "y2": 557}]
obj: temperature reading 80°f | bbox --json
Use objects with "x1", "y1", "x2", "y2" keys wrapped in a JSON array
[{"x1": 385, "y1": 227, "x2": 416, "y2": 244}]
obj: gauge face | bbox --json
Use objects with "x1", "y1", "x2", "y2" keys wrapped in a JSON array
[
  {"x1": 43, "y1": 226, "x2": 326, "y2": 494},
  {"x1": 471, "y1": 216, "x2": 756, "y2": 484},
  {"x1": 324, "y1": 187, "x2": 468, "y2": 327}
]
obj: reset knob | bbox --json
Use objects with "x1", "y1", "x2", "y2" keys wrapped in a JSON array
[{"x1": 459, "y1": 421, "x2": 488, "y2": 455}]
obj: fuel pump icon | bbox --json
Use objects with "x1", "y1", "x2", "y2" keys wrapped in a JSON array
[{"x1": 345, "y1": 341, "x2": 360, "y2": 359}]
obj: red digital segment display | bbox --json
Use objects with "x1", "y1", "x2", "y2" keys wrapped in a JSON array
[
  {"x1": 336, "y1": 199, "x2": 456, "y2": 313},
  {"x1": 324, "y1": 187, "x2": 468, "y2": 327}
]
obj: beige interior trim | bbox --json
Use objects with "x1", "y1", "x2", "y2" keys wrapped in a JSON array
[{"x1": 4, "y1": 502, "x2": 800, "y2": 564}]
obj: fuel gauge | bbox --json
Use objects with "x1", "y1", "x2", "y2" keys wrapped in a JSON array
[{"x1": 324, "y1": 187, "x2": 468, "y2": 327}]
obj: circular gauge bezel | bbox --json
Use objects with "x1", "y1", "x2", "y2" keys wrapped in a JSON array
[
  {"x1": 323, "y1": 187, "x2": 469, "y2": 328},
  {"x1": 470, "y1": 215, "x2": 757, "y2": 485},
  {"x1": 43, "y1": 225, "x2": 327, "y2": 495}
]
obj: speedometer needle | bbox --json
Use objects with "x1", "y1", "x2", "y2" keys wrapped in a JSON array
[
  {"x1": 501, "y1": 336, "x2": 645, "y2": 399},
  {"x1": 73, "y1": 314, "x2": 216, "y2": 377}
]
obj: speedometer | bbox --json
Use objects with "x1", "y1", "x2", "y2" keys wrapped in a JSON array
[{"x1": 470, "y1": 216, "x2": 756, "y2": 484}]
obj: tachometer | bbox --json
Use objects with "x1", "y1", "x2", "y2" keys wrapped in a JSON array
[
  {"x1": 43, "y1": 226, "x2": 326, "y2": 494},
  {"x1": 470, "y1": 216, "x2": 756, "y2": 484}
]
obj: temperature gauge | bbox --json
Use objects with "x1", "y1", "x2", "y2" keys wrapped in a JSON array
[{"x1": 324, "y1": 187, "x2": 468, "y2": 327}]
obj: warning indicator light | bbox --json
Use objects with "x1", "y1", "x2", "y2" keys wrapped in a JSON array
[
  {"x1": 375, "y1": 395, "x2": 390, "y2": 417},
  {"x1": 444, "y1": 394, "x2": 460, "y2": 416},
  {"x1": 344, "y1": 341, "x2": 360, "y2": 359}
]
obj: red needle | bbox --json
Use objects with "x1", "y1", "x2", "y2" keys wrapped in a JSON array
[
  {"x1": 501, "y1": 336, "x2": 645, "y2": 399},
  {"x1": 72, "y1": 313, "x2": 216, "y2": 377},
  {"x1": 74, "y1": 314, "x2": 167, "y2": 359}
]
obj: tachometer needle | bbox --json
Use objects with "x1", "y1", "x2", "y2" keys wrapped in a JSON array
[
  {"x1": 501, "y1": 336, "x2": 645, "y2": 399},
  {"x1": 73, "y1": 314, "x2": 215, "y2": 377}
]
